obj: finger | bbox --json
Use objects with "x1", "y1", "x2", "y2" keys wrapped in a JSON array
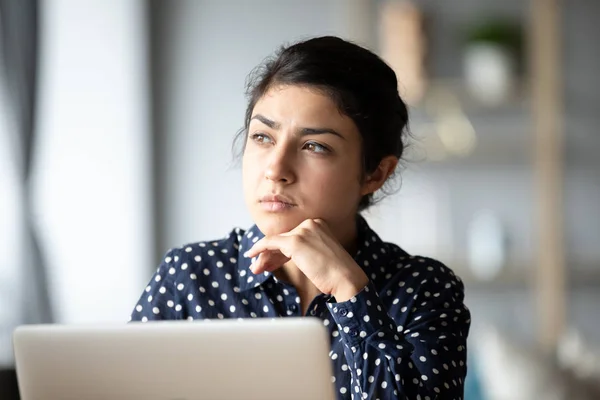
[
  {"x1": 249, "y1": 253, "x2": 265, "y2": 274},
  {"x1": 250, "y1": 251, "x2": 289, "y2": 274},
  {"x1": 244, "y1": 236, "x2": 292, "y2": 259},
  {"x1": 295, "y1": 218, "x2": 331, "y2": 237}
]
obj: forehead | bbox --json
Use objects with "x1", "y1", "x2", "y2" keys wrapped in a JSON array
[{"x1": 251, "y1": 85, "x2": 354, "y2": 130}]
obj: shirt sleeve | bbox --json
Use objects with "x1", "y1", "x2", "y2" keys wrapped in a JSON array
[
  {"x1": 129, "y1": 248, "x2": 184, "y2": 322},
  {"x1": 327, "y1": 262, "x2": 470, "y2": 399}
]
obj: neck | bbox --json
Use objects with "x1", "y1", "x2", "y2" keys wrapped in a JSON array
[{"x1": 333, "y1": 213, "x2": 360, "y2": 256}]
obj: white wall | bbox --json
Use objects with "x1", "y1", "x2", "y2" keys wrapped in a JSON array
[{"x1": 32, "y1": 0, "x2": 152, "y2": 323}]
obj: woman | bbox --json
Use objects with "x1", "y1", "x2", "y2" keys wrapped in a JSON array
[{"x1": 131, "y1": 36, "x2": 471, "y2": 399}]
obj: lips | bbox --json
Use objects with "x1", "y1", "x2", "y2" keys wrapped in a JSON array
[
  {"x1": 259, "y1": 194, "x2": 296, "y2": 212},
  {"x1": 259, "y1": 194, "x2": 295, "y2": 205}
]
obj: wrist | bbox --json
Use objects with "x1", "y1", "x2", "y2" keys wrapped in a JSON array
[{"x1": 332, "y1": 268, "x2": 369, "y2": 302}]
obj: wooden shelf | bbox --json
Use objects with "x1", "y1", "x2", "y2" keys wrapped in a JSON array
[
  {"x1": 414, "y1": 78, "x2": 530, "y2": 112},
  {"x1": 401, "y1": 78, "x2": 533, "y2": 168},
  {"x1": 404, "y1": 80, "x2": 600, "y2": 169}
]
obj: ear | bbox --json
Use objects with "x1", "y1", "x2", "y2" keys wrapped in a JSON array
[{"x1": 360, "y1": 156, "x2": 399, "y2": 196}]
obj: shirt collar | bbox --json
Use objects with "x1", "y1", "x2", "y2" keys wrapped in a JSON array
[
  {"x1": 235, "y1": 215, "x2": 393, "y2": 292},
  {"x1": 236, "y1": 224, "x2": 271, "y2": 292}
]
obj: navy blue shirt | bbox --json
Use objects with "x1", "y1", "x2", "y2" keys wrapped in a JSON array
[{"x1": 130, "y1": 216, "x2": 471, "y2": 399}]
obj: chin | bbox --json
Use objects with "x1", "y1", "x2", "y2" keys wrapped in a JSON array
[{"x1": 252, "y1": 210, "x2": 307, "y2": 236}]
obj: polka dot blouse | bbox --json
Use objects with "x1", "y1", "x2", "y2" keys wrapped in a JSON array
[{"x1": 130, "y1": 216, "x2": 471, "y2": 399}]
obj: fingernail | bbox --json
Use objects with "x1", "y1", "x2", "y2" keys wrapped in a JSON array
[{"x1": 243, "y1": 251, "x2": 249, "y2": 258}]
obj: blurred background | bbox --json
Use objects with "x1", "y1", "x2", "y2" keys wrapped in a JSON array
[{"x1": 1, "y1": 0, "x2": 599, "y2": 399}]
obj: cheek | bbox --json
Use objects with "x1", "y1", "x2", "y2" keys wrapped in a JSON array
[
  {"x1": 242, "y1": 150, "x2": 262, "y2": 182},
  {"x1": 308, "y1": 161, "x2": 362, "y2": 204},
  {"x1": 242, "y1": 152, "x2": 260, "y2": 201}
]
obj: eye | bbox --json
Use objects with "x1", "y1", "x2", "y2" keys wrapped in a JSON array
[
  {"x1": 249, "y1": 133, "x2": 273, "y2": 145},
  {"x1": 303, "y1": 141, "x2": 330, "y2": 154}
]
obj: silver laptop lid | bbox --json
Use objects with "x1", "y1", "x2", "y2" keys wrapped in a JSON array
[{"x1": 13, "y1": 318, "x2": 335, "y2": 400}]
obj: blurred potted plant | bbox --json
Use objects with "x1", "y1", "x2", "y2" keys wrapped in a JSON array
[{"x1": 461, "y1": 18, "x2": 523, "y2": 105}]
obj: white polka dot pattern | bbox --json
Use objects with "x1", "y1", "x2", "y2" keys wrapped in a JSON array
[{"x1": 130, "y1": 216, "x2": 471, "y2": 399}]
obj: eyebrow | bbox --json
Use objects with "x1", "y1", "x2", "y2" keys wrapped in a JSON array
[{"x1": 250, "y1": 114, "x2": 345, "y2": 140}]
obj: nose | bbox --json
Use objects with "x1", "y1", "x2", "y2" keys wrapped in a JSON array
[{"x1": 264, "y1": 143, "x2": 295, "y2": 184}]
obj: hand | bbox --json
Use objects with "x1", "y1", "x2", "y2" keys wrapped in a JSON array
[{"x1": 243, "y1": 219, "x2": 369, "y2": 302}]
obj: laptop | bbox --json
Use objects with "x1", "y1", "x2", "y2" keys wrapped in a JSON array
[{"x1": 13, "y1": 317, "x2": 335, "y2": 400}]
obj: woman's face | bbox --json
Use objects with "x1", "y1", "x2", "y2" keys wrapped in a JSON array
[{"x1": 242, "y1": 84, "x2": 368, "y2": 239}]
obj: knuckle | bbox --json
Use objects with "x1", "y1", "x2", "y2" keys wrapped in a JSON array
[{"x1": 302, "y1": 219, "x2": 318, "y2": 229}]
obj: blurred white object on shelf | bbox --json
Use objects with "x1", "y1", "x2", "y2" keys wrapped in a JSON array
[{"x1": 467, "y1": 209, "x2": 506, "y2": 281}]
